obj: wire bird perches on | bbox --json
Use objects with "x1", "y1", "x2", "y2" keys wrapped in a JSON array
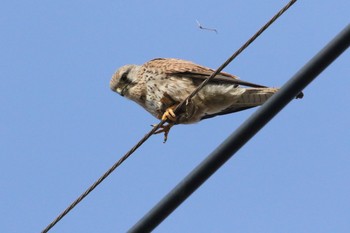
[
  {"x1": 129, "y1": 23, "x2": 350, "y2": 233},
  {"x1": 41, "y1": 1, "x2": 297, "y2": 232}
]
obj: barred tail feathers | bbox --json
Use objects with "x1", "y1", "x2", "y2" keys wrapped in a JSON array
[{"x1": 236, "y1": 87, "x2": 279, "y2": 107}]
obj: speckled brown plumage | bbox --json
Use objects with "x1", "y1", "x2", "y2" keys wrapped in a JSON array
[{"x1": 110, "y1": 58, "x2": 282, "y2": 140}]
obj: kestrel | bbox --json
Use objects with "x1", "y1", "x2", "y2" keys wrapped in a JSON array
[{"x1": 110, "y1": 58, "x2": 302, "y2": 142}]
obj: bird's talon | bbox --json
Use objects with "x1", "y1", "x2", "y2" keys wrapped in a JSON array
[
  {"x1": 152, "y1": 123, "x2": 174, "y2": 143},
  {"x1": 161, "y1": 108, "x2": 177, "y2": 122}
]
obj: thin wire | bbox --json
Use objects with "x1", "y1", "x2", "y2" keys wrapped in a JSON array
[
  {"x1": 41, "y1": 1, "x2": 297, "y2": 232},
  {"x1": 173, "y1": 0, "x2": 297, "y2": 115},
  {"x1": 41, "y1": 120, "x2": 165, "y2": 233},
  {"x1": 128, "y1": 23, "x2": 350, "y2": 233}
]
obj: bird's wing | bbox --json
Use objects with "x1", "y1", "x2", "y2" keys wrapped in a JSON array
[
  {"x1": 200, "y1": 106, "x2": 256, "y2": 120},
  {"x1": 145, "y1": 58, "x2": 266, "y2": 87}
]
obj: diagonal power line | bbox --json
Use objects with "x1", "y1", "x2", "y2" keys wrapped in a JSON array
[
  {"x1": 42, "y1": 1, "x2": 298, "y2": 232},
  {"x1": 128, "y1": 23, "x2": 350, "y2": 233},
  {"x1": 173, "y1": 0, "x2": 298, "y2": 115}
]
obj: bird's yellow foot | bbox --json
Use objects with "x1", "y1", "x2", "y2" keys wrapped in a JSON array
[
  {"x1": 153, "y1": 122, "x2": 174, "y2": 143},
  {"x1": 153, "y1": 106, "x2": 178, "y2": 142},
  {"x1": 161, "y1": 107, "x2": 177, "y2": 122}
]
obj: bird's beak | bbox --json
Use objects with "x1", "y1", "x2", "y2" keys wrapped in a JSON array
[
  {"x1": 116, "y1": 87, "x2": 122, "y2": 95},
  {"x1": 116, "y1": 86, "x2": 128, "y2": 97}
]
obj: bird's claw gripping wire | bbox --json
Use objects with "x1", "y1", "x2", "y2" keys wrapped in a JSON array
[{"x1": 152, "y1": 106, "x2": 178, "y2": 143}]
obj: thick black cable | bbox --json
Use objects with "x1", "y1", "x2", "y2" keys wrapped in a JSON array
[
  {"x1": 42, "y1": 1, "x2": 297, "y2": 232},
  {"x1": 128, "y1": 24, "x2": 350, "y2": 233}
]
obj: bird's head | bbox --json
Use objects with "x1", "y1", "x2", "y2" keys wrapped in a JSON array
[{"x1": 110, "y1": 65, "x2": 140, "y2": 97}]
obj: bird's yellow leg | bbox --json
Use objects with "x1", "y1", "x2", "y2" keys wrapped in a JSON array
[
  {"x1": 153, "y1": 105, "x2": 178, "y2": 142},
  {"x1": 161, "y1": 106, "x2": 177, "y2": 122}
]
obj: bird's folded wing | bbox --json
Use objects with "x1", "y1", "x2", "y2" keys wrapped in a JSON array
[{"x1": 146, "y1": 58, "x2": 266, "y2": 88}]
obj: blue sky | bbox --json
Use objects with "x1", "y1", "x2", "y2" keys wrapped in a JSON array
[{"x1": 1, "y1": 1, "x2": 349, "y2": 232}]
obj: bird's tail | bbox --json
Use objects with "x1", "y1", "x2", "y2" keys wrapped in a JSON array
[{"x1": 235, "y1": 87, "x2": 279, "y2": 107}]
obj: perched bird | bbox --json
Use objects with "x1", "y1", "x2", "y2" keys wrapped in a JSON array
[{"x1": 110, "y1": 58, "x2": 302, "y2": 142}]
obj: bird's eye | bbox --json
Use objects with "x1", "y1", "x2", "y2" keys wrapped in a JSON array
[{"x1": 120, "y1": 72, "x2": 128, "y2": 82}]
